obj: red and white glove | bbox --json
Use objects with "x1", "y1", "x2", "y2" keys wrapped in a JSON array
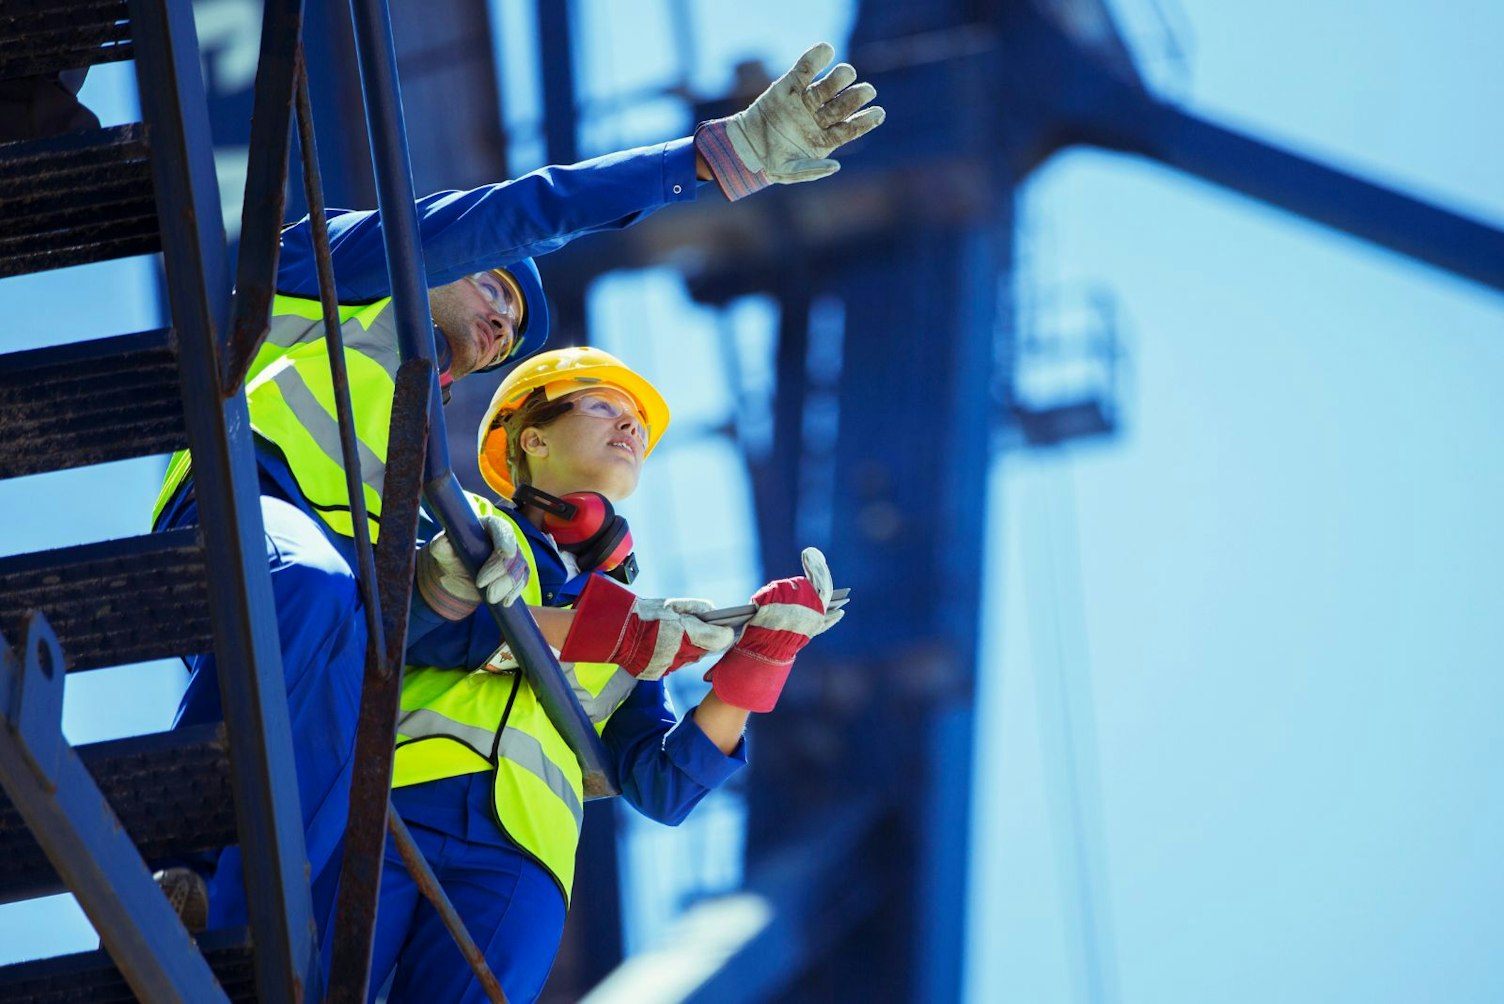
[
  {"x1": 560, "y1": 575, "x2": 736, "y2": 681},
  {"x1": 705, "y1": 547, "x2": 845, "y2": 712}
]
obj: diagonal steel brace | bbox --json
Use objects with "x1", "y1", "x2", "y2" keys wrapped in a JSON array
[{"x1": 0, "y1": 612, "x2": 228, "y2": 1003}]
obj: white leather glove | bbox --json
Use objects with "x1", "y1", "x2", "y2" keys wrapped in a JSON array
[
  {"x1": 415, "y1": 515, "x2": 530, "y2": 620},
  {"x1": 695, "y1": 42, "x2": 886, "y2": 201}
]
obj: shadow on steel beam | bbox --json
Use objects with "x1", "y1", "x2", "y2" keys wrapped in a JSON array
[{"x1": 580, "y1": 798, "x2": 897, "y2": 1004}]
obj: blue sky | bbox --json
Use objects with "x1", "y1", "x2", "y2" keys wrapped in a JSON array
[
  {"x1": 970, "y1": 1, "x2": 1504, "y2": 1001},
  {"x1": 1, "y1": 2, "x2": 1502, "y2": 1000}
]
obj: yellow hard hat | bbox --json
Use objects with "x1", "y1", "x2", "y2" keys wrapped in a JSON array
[{"x1": 477, "y1": 346, "x2": 671, "y2": 498}]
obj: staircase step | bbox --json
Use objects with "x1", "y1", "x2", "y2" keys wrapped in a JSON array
[
  {"x1": 0, "y1": 530, "x2": 212, "y2": 674},
  {"x1": 0, "y1": 926, "x2": 255, "y2": 1003},
  {"x1": 0, "y1": 125, "x2": 158, "y2": 278},
  {"x1": 0, "y1": 329, "x2": 184, "y2": 480},
  {"x1": 0, "y1": 725, "x2": 236, "y2": 905},
  {"x1": 0, "y1": 0, "x2": 133, "y2": 80}
]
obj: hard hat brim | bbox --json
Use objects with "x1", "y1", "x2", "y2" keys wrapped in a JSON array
[{"x1": 477, "y1": 347, "x2": 670, "y2": 499}]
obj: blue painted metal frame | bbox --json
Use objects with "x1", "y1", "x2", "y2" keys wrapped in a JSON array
[
  {"x1": 0, "y1": 613, "x2": 227, "y2": 1003},
  {"x1": 343, "y1": 0, "x2": 619, "y2": 798},
  {"x1": 287, "y1": 47, "x2": 411, "y2": 1000},
  {"x1": 1112, "y1": 101, "x2": 1504, "y2": 294},
  {"x1": 536, "y1": 0, "x2": 579, "y2": 166},
  {"x1": 765, "y1": 218, "x2": 1004, "y2": 1004},
  {"x1": 699, "y1": 1, "x2": 1504, "y2": 998},
  {"x1": 647, "y1": 800, "x2": 888, "y2": 1003},
  {"x1": 221, "y1": 0, "x2": 307, "y2": 396},
  {"x1": 128, "y1": 0, "x2": 320, "y2": 997},
  {"x1": 528, "y1": 3, "x2": 626, "y2": 984}
]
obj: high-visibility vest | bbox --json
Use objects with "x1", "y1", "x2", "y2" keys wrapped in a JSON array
[
  {"x1": 392, "y1": 502, "x2": 637, "y2": 901},
  {"x1": 152, "y1": 294, "x2": 400, "y2": 540}
]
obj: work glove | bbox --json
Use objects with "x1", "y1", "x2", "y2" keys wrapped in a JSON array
[
  {"x1": 704, "y1": 547, "x2": 845, "y2": 712},
  {"x1": 694, "y1": 41, "x2": 886, "y2": 201},
  {"x1": 415, "y1": 515, "x2": 530, "y2": 621},
  {"x1": 560, "y1": 574, "x2": 736, "y2": 681}
]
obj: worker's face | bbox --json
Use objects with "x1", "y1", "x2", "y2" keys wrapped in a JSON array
[
  {"x1": 428, "y1": 272, "x2": 521, "y2": 381},
  {"x1": 518, "y1": 389, "x2": 648, "y2": 501}
]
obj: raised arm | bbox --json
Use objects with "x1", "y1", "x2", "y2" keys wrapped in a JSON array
[
  {"x1": 277, "y1": 138, "x2": 701, "y2": 301},
  {"x1": 277, "y1": 41, "x2": 885, "y2": 303}
]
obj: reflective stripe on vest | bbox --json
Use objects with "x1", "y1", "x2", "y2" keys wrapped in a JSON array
[
  {"x1": 573, "y1": 665, "x2": 636, "y2": 726},
  {"x1": 395, "y1": 709, "x2": 583, "y2": 831},
  {"x1": 151, "y1": 295, "x2": 399, "y2": 540},
  {"x1": 391, "y1": 502, "x2": 635, "y2": 900}
]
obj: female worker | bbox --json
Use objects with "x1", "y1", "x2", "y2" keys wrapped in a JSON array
[{"x1": 366, "y1": 347, "x2": 845, "y2": 1002}]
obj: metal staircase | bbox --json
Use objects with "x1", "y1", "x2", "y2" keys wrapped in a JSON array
[
  {"x1": 0, "y1": 0, "x2": 317, "y2": 999},
  {"x1": 0, "y1": 0, "x2": 617, "y2": 998}
]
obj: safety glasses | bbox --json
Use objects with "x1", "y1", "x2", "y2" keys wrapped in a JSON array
[
  {"x1": 562, "y1": 388, "x2": 651, "y2": 441},
  {"x1": 464, "y1": 272, "x2": 521, "y2": 367}
]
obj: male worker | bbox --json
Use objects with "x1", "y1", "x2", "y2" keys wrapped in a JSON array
[{"x1": 149, "y1": 41, "x2": 883, "y2": 948}]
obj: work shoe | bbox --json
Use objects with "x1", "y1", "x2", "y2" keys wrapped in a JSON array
[{"x1": 153, "y1": 867, "x2": 209, "y2": 934}]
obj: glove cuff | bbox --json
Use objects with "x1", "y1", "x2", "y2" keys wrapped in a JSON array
[
  {"x1": 415, "y1": 551, "x2": 480, "y2": 622},
  {"x1": 560, "y1": 574, "x2": 636, "y2": 664},
  {"x1": 694, "y1": 118, "x2": 769, "y2": 202},
  {"x1": 706, "y1": 647, "x2": 794, "y2": 713}
]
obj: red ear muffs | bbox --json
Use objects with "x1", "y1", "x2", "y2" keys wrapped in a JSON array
[
  {"x1": 545, "y1": 491, "x2": 632, "y2": 573},
  {"x1": 513, "y1": 485, "x2": 637, "y2": 582}
]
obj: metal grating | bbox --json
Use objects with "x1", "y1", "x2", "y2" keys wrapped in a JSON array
[
  {"x1": 0, "y1": 0, "x2": 132, "y2": 80},
  {"x1": 0, "y1": 125, "x2": 158, "y2": 278},
  {"x1": 0, "y1": 927, "x2": 256, "y2": 1003},
  {"x1": 0, "y1": 725, "x2": 237, "y2": 904},
  {"x1": 0, "y1": 329, "x2": 184, "y2": 480},
  {"x1": 0, "y1": 530, "x2": 213, "y2": 673}
]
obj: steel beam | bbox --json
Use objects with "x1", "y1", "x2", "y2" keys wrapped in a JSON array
[
  {"x1": 0, "y1": 613, "x2": 227, "y2": 1003},
  {"x1": 221, "y1": 0, "x2": 306, "y2": 395},
  {"x1": 327, "y1": 360, "x2": 431, "y2": 1003},
  {"x1": 129, "y1": 0, "x2": 319, "y2": 996},
  {"x1": 1107, "y1": 99, "x2": 1504, "y2": 295},
  {"x1": 581, "y1": 801, "x2": 891, "y2": 1003},
  {"x1": 344, "y1": 0, "x2": 619, "y2": 796}
]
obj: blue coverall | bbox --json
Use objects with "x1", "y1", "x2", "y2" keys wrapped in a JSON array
[
  {"x1": 154, "y1": 138, "x2": 735, "y2": 984},
  {"x1": 372, "y1": 512, "x2": 746, "y2": 1001}
]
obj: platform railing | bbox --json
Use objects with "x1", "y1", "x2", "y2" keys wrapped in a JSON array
[{"x1": 221, "y1": 0, "x2": 621, "y2": 999}]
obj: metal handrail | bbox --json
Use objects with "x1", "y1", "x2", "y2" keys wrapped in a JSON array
[
  {"x1": 281, "y1": 47, "x2": 422, "y2": 1000},
  {"x1": 221, "y1": 1, "x2": 623, "y2": 993},
  {"x1": 279, "y1": 39, "x2": 504, "y2": 1004},
  {"x1": 343, "y1": 0, "x2": 620, "y2": 799},
  {"x1": 245, "y1": 0, "x2": 625, "y2": 997}
]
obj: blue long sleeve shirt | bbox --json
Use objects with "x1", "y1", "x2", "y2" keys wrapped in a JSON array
[
  {"x1": 393, "y1": 508, "x2": 746, "y2": 845},
  {"x1": 276, "y1": 138, "x2": 701, "y2": 301}
]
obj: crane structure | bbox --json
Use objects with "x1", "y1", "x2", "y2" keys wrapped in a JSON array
[
  {"x1": 0, "y1": 0, "x2": 1499, "y2": 1002},
  {"x1": 528, "y1": 2, "x2": 1504, "y2": 1000}
]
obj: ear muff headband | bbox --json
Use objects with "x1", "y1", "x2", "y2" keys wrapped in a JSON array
[{"x1": 513, "y1": 486, "x2": 637, "y2": 581}]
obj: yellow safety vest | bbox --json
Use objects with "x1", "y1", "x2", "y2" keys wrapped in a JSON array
[
  {"x1": 392, "y1": 502, "x2": 637, "y2": 901},
  {"x1": 152, "y1": 294, "x2": 400, "y2": 540}
]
